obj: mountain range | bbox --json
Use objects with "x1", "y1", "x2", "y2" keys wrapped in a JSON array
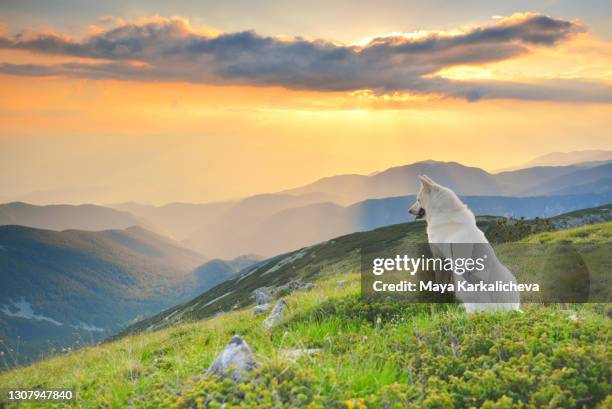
[
  {"x1": 137, "y1": 161, "x2": 612, "y2": 257},
  {"x1": 282, "y1": 161, "x2": 611, "y2": 203},
  {"x1": 182, "y1": 191, "x2": 612, "y2": 258},
  {"x1": 495, "y1": 149, "x2": 612, "y2": 171},
  {"x1": 2, "y1": 160, "x2": 610, "y2": 259},
  {"x1": 519, "y1": 149, "x2": 612, "y2": 168}
]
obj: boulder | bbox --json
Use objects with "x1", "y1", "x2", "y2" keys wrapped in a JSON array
[
  {"x1": 253, "y1": 288, "x2": 273, "y2": 305},
  {"x1": 263, "y1": 299, "x2": 287, "y2": 329},
  {"x1": 253, "y1": 304, "x2": 270, "y2": 315},
  {"x1": 204, "y1": 335, "x2": 258, "y2": 382}
]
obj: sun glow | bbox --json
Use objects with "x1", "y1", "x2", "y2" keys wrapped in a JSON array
[
  {"x1": 435, "y1": 66, "x2": 493, "y2": 80},
  {"x1": 348, "y1": 89, "x2": 442, "y2": 102}
]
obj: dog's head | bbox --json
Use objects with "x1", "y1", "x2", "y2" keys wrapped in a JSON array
[
  {"x1": 408, "y1": 175, "x2": 435, "y2": 220},
  {"x1": 409, "y1": 175, "x2": 463, "y2": 221},
  {"x1": 408, "y1": 175, "x2": 466, "y2": 220}
]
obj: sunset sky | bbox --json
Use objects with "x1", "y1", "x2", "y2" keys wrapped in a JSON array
[{"x1": 1, "y1": 0, "x2": 611, "y2": 204}]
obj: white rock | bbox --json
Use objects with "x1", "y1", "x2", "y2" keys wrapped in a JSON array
[
  {"x1": 253, "y1": 304, "x2": 270, "y2": 315},
  {"x1": 263, "y1": 299, "x2": 287, "y2": 329},
  {"x1": 204, "y1": 335, "x2": 258, "y2": 382},
  {"x1": 253, "y1": 288, "x2": 273, "y2": 305}
]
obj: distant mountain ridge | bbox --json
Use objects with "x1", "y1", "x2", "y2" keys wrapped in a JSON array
[
  {"x1": 0, "y1": 202, "x2": 158, "y2": 232},
  {"x1": 108, "y1": 160, "x2": 611, "y2": 258},
  {"x1": 2, "y1": 160, "x2": 610, "y2": 259},
  {"x1": 175, "y1": 161, "x2": 610, "y2": 257},
  {"x1": 495, "y1": 150, "x2": 612, "y2": 172},
  {"x1": 183, "y1": 192, "x2": 612, "y2": 258},
  {"x1": 521, "y1": 163, "x2": 612, "y2": 196},
  {"x1": 281, "y1": 160, "x2": 503, "y2": 204},
  {"x1": 113, "y1": 192, "x2": 337, "y2": 241},
  {"x1": 111, "y1": 201, "x2": 235, "y2": 240},
  {"x1": 281, "y1": 160, "x2": 611, "y2": 204},
  {"x1": 522, "y1": 150, "x2": 612, "y2": 167}
]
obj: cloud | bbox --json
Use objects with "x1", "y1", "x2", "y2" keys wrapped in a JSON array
[{"x1": 1, "y1": 13, "x2": 611, "y2": 102}]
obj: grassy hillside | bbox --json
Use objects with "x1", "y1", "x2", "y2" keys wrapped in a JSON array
[
  {"x1": 1, "y1": 218, "x2": 610, "y2": 407},
  {"x1": 549, "y1": 203, "x2": 612, "y2": 229}
]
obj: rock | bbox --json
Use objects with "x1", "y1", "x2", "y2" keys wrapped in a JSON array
[
  {"x1": 253, "y1": 304, "x2": 270, "y2": 315},
  {"x1": 253, "y1": 288, "x2": 273, "y2": 305},
  {"x1": 204, "y1": 335, "x2": 258, "y2": 382},
  {"x1": 337, "y1": 280, "x2": 346, "y2": 287},
  {"x1": 263, "y1": 299, "x2": 287, "y2": 329}
]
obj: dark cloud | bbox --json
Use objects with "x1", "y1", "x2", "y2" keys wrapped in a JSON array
[{"x1": 1, "y1": 13, "x2": 610, "y2": 102}]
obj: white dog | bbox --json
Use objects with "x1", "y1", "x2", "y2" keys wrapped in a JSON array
[{"x1": 409, "y1": 175, "x2": 520, "y2": 313}]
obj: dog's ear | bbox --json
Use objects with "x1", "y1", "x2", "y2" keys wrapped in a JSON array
[
  {"x1": 422, "y1": 175, "x2": 436, "y2": 185},
  {"x1": 418, "y1": 175, "x2": 434, "y2": 191}
]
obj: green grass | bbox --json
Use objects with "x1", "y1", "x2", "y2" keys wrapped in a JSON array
[
  {"x1": 2, "y1": 284, "x2": 610, "y2": 407},
  {"x1": 519, "y1": 222, "x2": 612, "y2": 244},
  {"x1": 1, "y1": 224, "x2": 611, "y2": 408}
]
